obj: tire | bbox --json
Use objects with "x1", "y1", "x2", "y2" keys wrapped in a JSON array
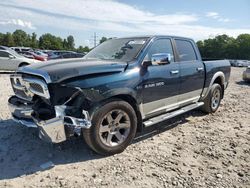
[
  {"x1": 201, "y1": 83, "x2": 222, "y2": 113},
  {"x1": 83, "y1": 99, "x2": 137, "y2": 155}
]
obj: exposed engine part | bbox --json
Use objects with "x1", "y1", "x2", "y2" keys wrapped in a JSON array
[{"x1": 8, "y1": 96, "x2": 92, "y2": 143}]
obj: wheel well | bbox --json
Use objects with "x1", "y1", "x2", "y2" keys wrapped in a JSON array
[
  {"x1": 213, "y1": 76, "x2": 224, "y2": 98},
  {"x1": 18, "y1": 62, "x2": 29, "y2": 67},
  {"x1": 109, "y1": 94, "x2": 143, "y2": 132},
  {"x1": 213, "y1": 77, "x2": 222, "y2": 86}
]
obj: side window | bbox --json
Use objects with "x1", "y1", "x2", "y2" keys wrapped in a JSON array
[
  {"x1": 0, "y1": 51, "x2": 10, "y2": 58},
  {"x1": 175, "y1": 39, "x2": 197, "y2": 61},
  {"x1": 63, "y1": 53, "x2": 72, "y2": 58},
  {"x1": 144, "y1": 39, "x2": 174, "y2": 64}
]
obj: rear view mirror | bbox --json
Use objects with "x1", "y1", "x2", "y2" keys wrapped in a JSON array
[{"x1": 151, "y1": 53, "x2": 171, "y2": 65}]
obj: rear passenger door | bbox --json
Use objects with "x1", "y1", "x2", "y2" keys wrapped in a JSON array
[{"x1": 174, "y1": 39, "x2": 205, "y2": 106}]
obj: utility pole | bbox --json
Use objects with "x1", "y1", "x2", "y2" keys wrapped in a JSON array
[
  {"x1": 90, "y1": 32, "x2": 99, "y2": 48},
  {"x1": 94, "y1": 32, "x2": 97, "y2": 47}
]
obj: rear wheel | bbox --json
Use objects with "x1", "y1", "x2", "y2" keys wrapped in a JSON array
[
  {"x1": 201, "y1": 83, "x2": 222, "y2": 113},
  {"x1": 83, "y1": 100, "x2": 137, "y2": 155}
]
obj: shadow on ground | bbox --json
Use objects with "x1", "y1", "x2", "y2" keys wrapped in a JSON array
[
  {"x1": 0, "y1": 71, "x2": 14, "y2": 74},
  {"x1": 0, "y1": 119, "x2": 102, "y2": 180},
  {"x1": 0, "y1": 110, "x2": 205, "y2": 180},
  {"x1": 134, "y1": 110, "x2": 205, "y2": 143},
  {"x1": 236, "y1": 80, "x2": 250, "y2": 86}
]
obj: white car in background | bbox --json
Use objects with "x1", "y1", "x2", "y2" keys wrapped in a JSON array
[
  {"x1": 0, "y1": 49, "x2": 40, "y2": 71},
  {"x1": 243, "y1": 66, "x2": 250, "y2": 82}
]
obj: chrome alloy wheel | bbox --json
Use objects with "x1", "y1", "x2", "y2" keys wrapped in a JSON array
[
  {"x1": 211, "y1": 89, "x2": 221, "y2": 110},
  {"x1": 99, "y1": 110, "x2": 131, "y2": 147}
]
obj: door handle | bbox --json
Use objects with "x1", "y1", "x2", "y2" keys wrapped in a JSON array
[
  {"x1": 170, "y1": 70, "x2": 179, "y2": 74},
  {"x1": 196, "y1": 67, "x2": 204, "y2": 71}
]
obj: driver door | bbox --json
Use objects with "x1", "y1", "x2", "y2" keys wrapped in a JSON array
[{"x1": 141, "y1": 38, "x2": 180, "y2": 117}]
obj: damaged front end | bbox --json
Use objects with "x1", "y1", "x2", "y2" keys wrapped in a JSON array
[{"x1": 8, "y1": 72, "x2": 92, "y2": 143}]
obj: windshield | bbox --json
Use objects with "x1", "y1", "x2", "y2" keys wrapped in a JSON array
[
  {"x1": 84, "y1": 37, "x2": 149, "y2": 62},
  {"x1": 8, "y1": 48, "x2": 24, "y2": 58}
]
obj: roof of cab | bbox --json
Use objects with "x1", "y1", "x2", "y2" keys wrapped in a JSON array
[{"x1": 118, "y1": 35, "x2": 194, "y2": 41}]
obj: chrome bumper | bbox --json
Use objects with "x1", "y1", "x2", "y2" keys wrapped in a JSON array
[
  {"x1": 8, "y1": 98, "x2": 37, "y2": 128},
  {"x1": 8, "y1": 96, "x2": 91, "y2": 143}
]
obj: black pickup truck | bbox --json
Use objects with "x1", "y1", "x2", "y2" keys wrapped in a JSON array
[{"x1": 8, "y1": 35, "x2": 231, "y2": 155}]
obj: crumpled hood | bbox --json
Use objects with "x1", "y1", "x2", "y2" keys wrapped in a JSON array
[{"x1": 18, "y1": 58, "x2": 128, "y2": 83}]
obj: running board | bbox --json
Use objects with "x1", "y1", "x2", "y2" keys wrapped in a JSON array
[{"x1": 143, "y1": 102, "x2": 204, "y2": 127}]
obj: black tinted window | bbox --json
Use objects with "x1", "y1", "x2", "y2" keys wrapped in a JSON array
[
  {"x1": 175, "y1": 40, "x2": 197, "y2": 61},
  {"x1": 62, "y1": 53, "x2": 72, "y2": 58},
  {"x1": 145, "y1": 39, "x2": 174, "y2": 62},
  {"x1": 75, "y1": 53, "x2": 84, "y2": 58},
  {"x1": 0, "y1": 51, "x2": 10, "y2": 58}
]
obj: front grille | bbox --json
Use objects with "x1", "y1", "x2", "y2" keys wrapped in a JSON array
[
  {"x1": 13, "y1": 88, "x2": 33, "y2": 101},
  {"x1": 29, "y1": 83, "x2": 44, "y2": 94},
  {"x1": 10, "y1": 74, "x2": 50, "y2": 100}
]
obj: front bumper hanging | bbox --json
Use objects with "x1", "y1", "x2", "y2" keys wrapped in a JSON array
[{"x1": 8, "y1": 96, "x2": 91, "y2": 143}]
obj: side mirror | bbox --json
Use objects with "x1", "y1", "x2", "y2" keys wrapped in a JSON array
[
  {"x1": 151, "y1": 53, "x2": 171, "y2": 65},
  {"x1": 9, "y1": 55, "x2": 15, "y2": 59},
  {"x1": 142, "y1": 60, "x2": 152, "y2": 68}
]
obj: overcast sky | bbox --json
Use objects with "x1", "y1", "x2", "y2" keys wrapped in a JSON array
[{"x1": 0, "y1": 0, "x2": 250, "y2": 47}]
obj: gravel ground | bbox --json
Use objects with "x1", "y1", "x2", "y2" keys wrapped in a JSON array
[{"x1": 0, "y1": 67, "x2": 249, "y2": 188}]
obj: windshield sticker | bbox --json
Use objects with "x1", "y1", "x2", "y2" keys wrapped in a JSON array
[{"x1": 128, "y1": 40, "x2": 146, "y2": 45}]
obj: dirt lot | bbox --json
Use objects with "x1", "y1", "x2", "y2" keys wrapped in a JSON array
[{"x1": 0, "y1": 67, "x2": 249, "y2": 188}]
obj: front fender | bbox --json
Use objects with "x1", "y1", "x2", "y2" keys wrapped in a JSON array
[{"x1": 102, "y1": 87, "x2": 138, "y2": 100}]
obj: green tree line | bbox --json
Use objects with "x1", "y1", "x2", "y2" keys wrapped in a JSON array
[
  {"x1": 197, "y1": 34, "x2": 250, "y2": 60},
  {"x1": 0, "y1": 29, "x2": 91, "y2": 53},
  {"x1": 1, "y1": 30, "x2": 249, "y2": 59}
]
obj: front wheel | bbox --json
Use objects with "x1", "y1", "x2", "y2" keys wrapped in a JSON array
[
  {"x1": 83, "y1": 100, "x2": 137, "y2": 155},
  {"x1": 201, "y1": 83, "x2": 222, "y2": 113}
]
